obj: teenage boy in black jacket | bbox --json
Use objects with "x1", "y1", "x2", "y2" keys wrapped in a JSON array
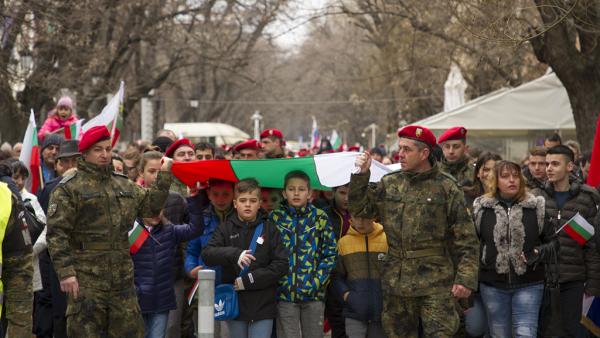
[{"x1": 202, "y1": 178, "x2": 288, "y2": 338}]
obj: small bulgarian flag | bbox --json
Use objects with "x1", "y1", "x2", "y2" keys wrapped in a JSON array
[
  {"x1": 82, "y1": 81, "x2": 124, "y2": 146},
  {"x1": 171, "y1": 152, "x2": 392, "y2": 190},
  {"x1": 64, "y1": 119, "x2": 83, "y2": 140},
  {"x1": 19, "y1": 110, "x2": 43, "y2": 194},
  {"x1": 128, "y1": 220, "x2": 149, "y2": 254},
  {"x1": 558, "y1": 213, "x2": 595, "y2": 246}
]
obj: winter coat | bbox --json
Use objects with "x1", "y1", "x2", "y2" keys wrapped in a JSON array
[
  {"x1": 473, "y1": 192, "x2": 554, "y2": 288},
  {"x1": 185, "y1": 204, "x2": 233, "y2": 284},
  {"x1": 132, "y1": 218, "x2": 203, "y2": 314},
  {"x1": 38, "y1": 114, "x2": 78, "y2": 142},
  {"x1": 201, "y1": 210, "x2": 288, "y2": 321},
  {"x1": 269, "y1": 202, "x2": 337, "y2": 303},
  {"x1": 532, "y1": 181, "x2": 600, "y2": 294},
  {"x1": 332, "y1": 223, "x2": 387, "y2": 322}
]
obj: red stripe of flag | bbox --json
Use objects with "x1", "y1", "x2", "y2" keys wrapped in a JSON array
[
  {"x1": 565, "y1": 225, "x2": 588, "y2": 246},
  {"x1": 587, "y1": 113, "x2": 600, "y2": 188},
  {"x1": 171, "y1": 160, "x2": 238, "y2": 187}
]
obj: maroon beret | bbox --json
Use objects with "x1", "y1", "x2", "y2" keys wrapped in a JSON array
[
  {"x1": 234, "y1": 139, "x2": 261, "y2": 152},
  {"x1": 438, "y1": 126, "x2": 467, "y2": 144},
  {"x1": 348, "y1": 145, "x2": 361, "y2": 152},
  {"x1": 78, "y1": 126, "x2": 111, "y2": 152},
  {"x1": 397, "y1": 125, "x2": 436, "y2": 148},
  {"x1": 165, "y1": 138, "x2": 195, "y2": 158},
  {"x1": 260, "y1": 128, "x2": 284, "y2": 139}
]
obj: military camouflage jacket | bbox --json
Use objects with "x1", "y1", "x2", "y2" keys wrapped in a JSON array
[
  {"x1": 348, "y1": 164, "x2": 479, "y2": 296},
  {"x1": 440, "y1": 156, "x2": 475, "y2": 188},
  {"x1": 47, "y1": 159, "x2": 172, "y2": 290}
]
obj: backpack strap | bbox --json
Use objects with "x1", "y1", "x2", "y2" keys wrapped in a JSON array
[{"x1": 240, "y1": 223, "x2": 264, "y2": 276}]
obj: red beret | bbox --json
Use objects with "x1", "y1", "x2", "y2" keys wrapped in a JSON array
[
  {"x1": 234, "y1": 139, "x2": 261, "y2": 152},
  {"x1": 165, "y1": 138, "x2": 195, "y2": 158},
  {"x1": 397, "y1": 125, "x2": 436, "y2": 148},
  {"x1": 348, "y1": 145, "x2": 361, "y2": 152},
  {"x1": 78, "y1": 126, "x2": 111, "y2": 152},
  {"x1": 438, "y1": 126, "x2": 467, "y2": 144},
  {"x1": 260, "y1": 128, "x2": 284, "y2": 139}
]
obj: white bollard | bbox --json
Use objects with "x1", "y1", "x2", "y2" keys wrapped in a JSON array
[{"x1": 197, "y1": 269, "x2": 215, "y2": 338}]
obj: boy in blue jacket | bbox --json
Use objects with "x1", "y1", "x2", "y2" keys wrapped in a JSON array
[
  {"x1": 269, "y1": 170, "x2": 337, "y2": 338},
  {"x1": 131, "y1": 193, "x2": 204, "y2": 338}
]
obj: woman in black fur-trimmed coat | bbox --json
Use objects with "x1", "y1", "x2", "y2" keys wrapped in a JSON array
[{"x1": 473, "y1": 161, "x2": 556, "y2": 338}]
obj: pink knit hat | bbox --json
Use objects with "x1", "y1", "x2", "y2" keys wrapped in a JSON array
[{"x1": 56, "y1": 96, "x2": 73, "y2": 109}]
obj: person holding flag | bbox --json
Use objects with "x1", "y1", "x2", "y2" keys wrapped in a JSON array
[
  {"x1": 46, "y1": 125, "x2": 174, "y2": 338},
  {"x1": 38, "y1": 96, "x2": 79, "y2": 142},
  {"x1": 532, "y1": 145, "x2": 600, "y2": 336}
]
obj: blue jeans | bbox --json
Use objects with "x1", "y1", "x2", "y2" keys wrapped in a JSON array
[
  {"x1": 480, "y1": 283, "x2": 544, "y2": 338},
  {"x1": 465, "y1": 292, "x2": 488, "y2": 337},
  {"x1": 227, "y1": 319, "x2": 273, "y2": 338},
  {"x1": 142, "y1": 311, "x2": 169, "y2": 338}
]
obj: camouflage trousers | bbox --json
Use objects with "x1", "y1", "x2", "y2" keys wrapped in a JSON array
[
  {"x1": 4, "y1": 255, "x2": 33, "y2": 338},
  {"x1": 382, "y1": 291, "x2": 459, "y2": 338},
  {"x1": 66, "y1": 285, "x2": 144, "y2": 338}
]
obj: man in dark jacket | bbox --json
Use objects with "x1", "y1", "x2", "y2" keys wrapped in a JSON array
[
  {"x1": 324, "y1": 184, "x2": 351, "y2": 338},
  {"x1": 523, "y1": 146, "x2": 547, "y2": 190},
  {"x1": 532, "y1": 145, "x2": 600, "y2": 336}
]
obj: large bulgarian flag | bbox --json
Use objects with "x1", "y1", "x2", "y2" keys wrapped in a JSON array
[
  {"x1": 171, "y1": 152, "x2": 392, "y2": 190},
  {"x1": 19, "y1": 110, "x2": 43, "y2": 194},
  {"x1": 81, "y1": 81, "x2": 124, "y2": 146},
  {"x1": 557, "y1": 212, "x2": 595, "y2": 246},
  {"x1": 128, "y1": 220, "x2": 149, "y2": 254}
]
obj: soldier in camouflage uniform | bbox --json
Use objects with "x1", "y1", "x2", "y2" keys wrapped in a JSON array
[
  {"x1": 47, "y1": 126, "x2": 173, "y2": 338},
  {"x1": 349, "y1": 125, "x2": 479, "y2": 338},
  {"x1": 438, "y1": 126, "x2": 475, "y2": 189}
]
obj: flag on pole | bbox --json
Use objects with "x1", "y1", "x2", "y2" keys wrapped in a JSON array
[
  {"x1": 82, "y1": 81, "x2": 124, "y2": 146},
  {"x1": 128, "y1": 220, "x2": 149, "y2": 254},
  {"x1": 19, "y1": 110, "x2": 43, "y2": 194},
  {"x1": 557, "y1": 212, "x2": 595, "y2": 246},
  {"x1": 310, "y1": 116, "x2": 320, "y2": 149},
  {"x1": 587, "y1": 113, "x2": 600, "y2": 188},
  {"x1": 64, "y1": 119, "x2": 84, "y2": 140},
  {"x1": 330, "y1": 130, "x2": 342, "y2": 150}
]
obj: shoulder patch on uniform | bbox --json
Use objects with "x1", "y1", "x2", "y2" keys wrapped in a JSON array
[
  {"x1": 59, "y1": 171, "x2": 77, "y2": 185},
  {"x1": 48, "y1": 202, "x2": 58, "y2": 217},
  {"x1": 112, "y1": 172, "x2": 129, "y2": 179}
]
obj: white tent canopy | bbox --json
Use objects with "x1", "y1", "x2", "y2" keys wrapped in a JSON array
[
  {"x1": 163, "y1": 122, "x2": 250, "y2": 145},
  {"x1": 415, "y1": 72, "x2": 575, "y2": 131}
]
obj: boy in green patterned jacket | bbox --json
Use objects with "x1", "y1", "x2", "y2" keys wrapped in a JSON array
[{"x1": 269, "y1": 170, "x2": 337, "y2": 338}]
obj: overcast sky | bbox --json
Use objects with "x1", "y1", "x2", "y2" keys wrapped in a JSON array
[{"x1": 271, "y1": 0, "x2": 328, "y2": 50}]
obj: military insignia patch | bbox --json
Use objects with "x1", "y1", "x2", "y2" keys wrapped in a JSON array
[
  {"x1": 48, "y1": 203, "x2": 58, "y2": 217},
  {"x1": 377, "y1": 253, "x2": 387, "y2": 261},
  {"x1": 416, "y1": 128, "x2": 422, "y2": 137}
]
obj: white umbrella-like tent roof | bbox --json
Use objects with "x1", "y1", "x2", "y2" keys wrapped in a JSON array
[
  {"x1": 163, "y1": 122, "x2": 250, "y2": 145},
  {"x1": 415, "y1": 72, "x2": 575, "y2": 131}
]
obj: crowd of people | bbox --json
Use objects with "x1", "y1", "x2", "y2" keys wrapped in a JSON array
[{"x1": 0, "y1": 96, "x2": 598, "y2": 338}]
